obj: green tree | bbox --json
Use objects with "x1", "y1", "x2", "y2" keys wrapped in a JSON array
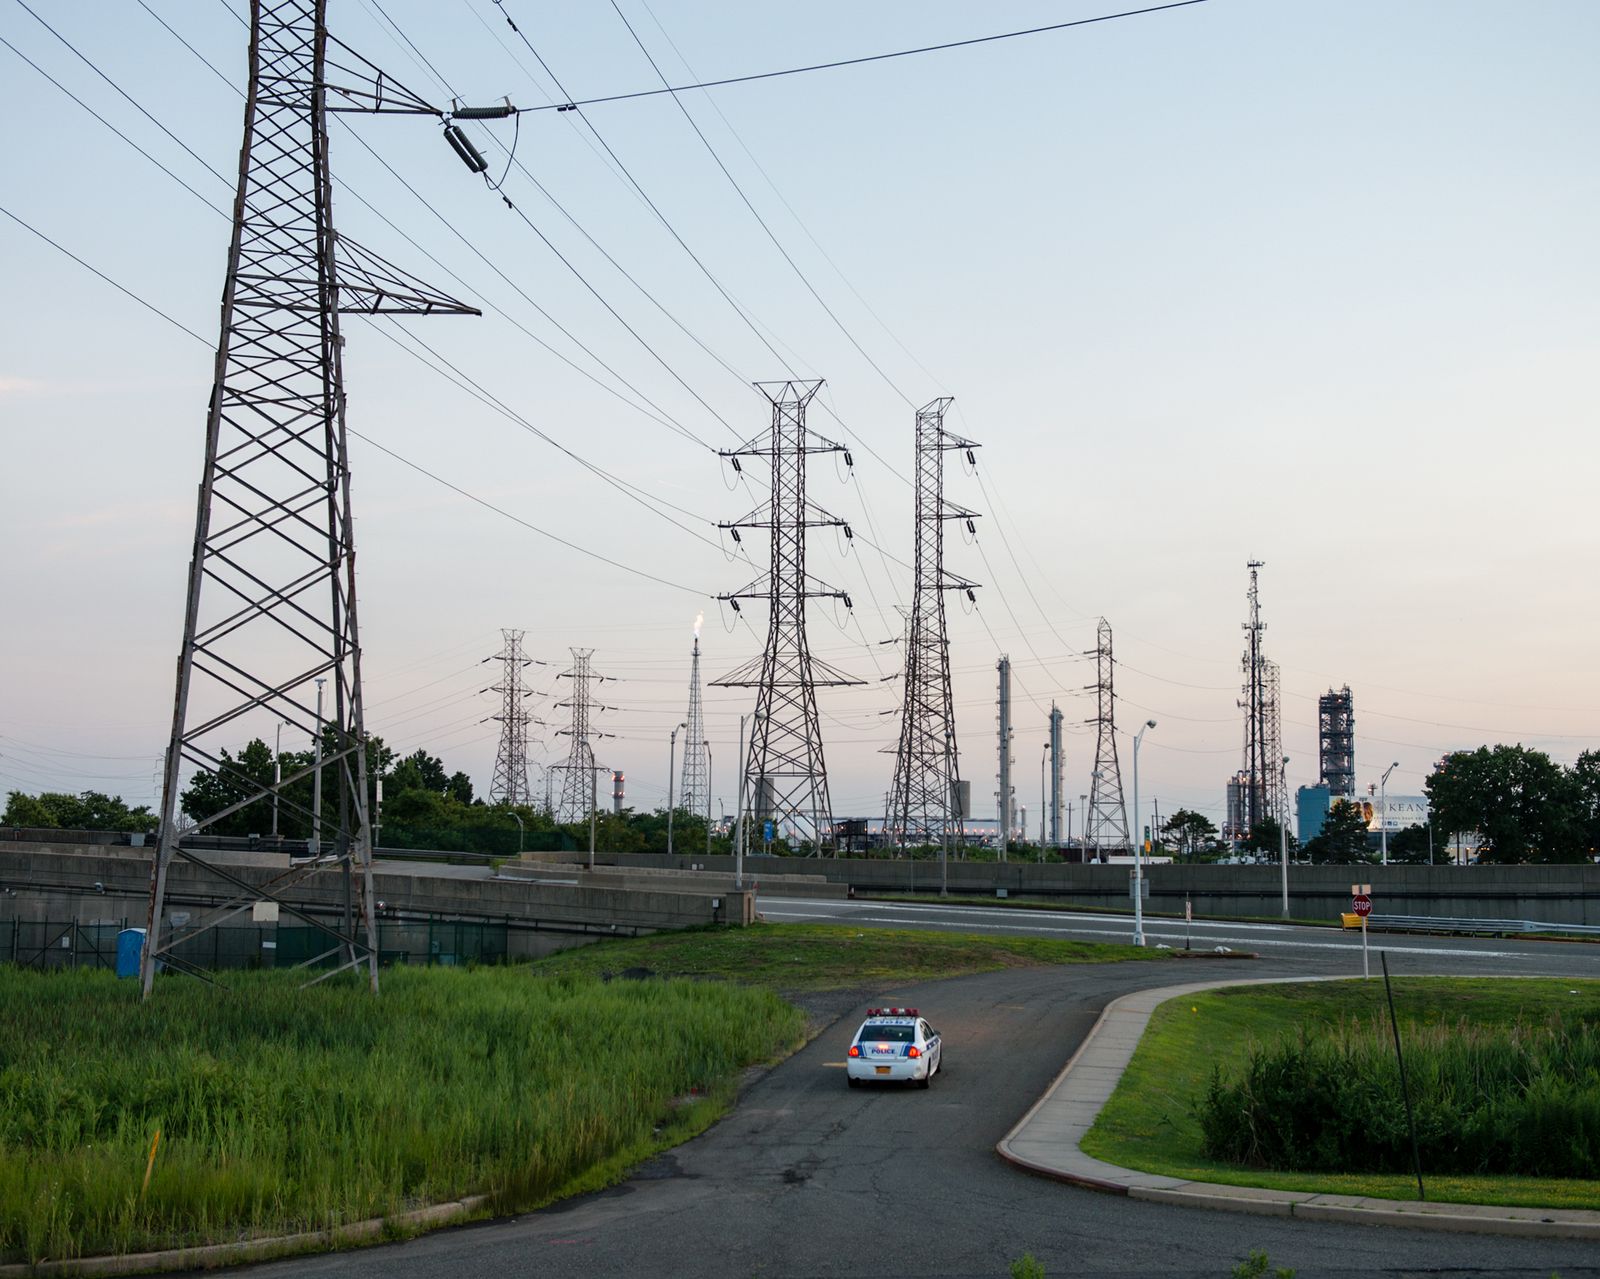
[
  {"x1": 386, "y1": 749, "x2": 449, "y2": 796},
  {"x1": 2, "y1": 789, "x2": 158, "y2": 833},
  {"x1": 1384, "y1": 822, "x2": 1435, "y2": 864},
  {"x1": 1569, "y1": 749, "x2": 1600, "y2": 861},
  {"x1": 1424, "y1": 745, "x2": 1582, "y2": 863},
  {"x1": 1162, "y1": 808, "x2": 1218, "y2": 859},
  {"x1": 1241, "y1": 817, "x2": 1296, "y2": 859},
  {"x1": 1303, "y1": 799, "x2": 1371, "y2": 864}
]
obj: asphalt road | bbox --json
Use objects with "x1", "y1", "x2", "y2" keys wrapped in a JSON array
[{"x1": 231, "y1": 903, "x2": 1600, "y2": 1279}]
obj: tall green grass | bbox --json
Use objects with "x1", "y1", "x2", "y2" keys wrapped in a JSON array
[
  {"x1": 0, "y1": 966, "x2": 802, "y2": 1263},
  {"x1": 1201, "y1": 1014, "x2": 1600, "y2": 1177}
]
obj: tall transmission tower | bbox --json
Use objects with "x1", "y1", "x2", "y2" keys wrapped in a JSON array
[
  {"x1": 1318, "y1": 686, "x2": 1355, "y2": 799},
  {"x1": 678, "y1": 624, "x2": 710, "y2": 817},
  {"x1": 885, "y1": 398, "x2": 979, "y2": 851},
  {"x1": 996, "y1": 656, "x2": 1014, "y2": 858},
  {"x1": 1239, "y1": 560, "x2": 1271, "y2": 832},
  {"x1": 553, "y1": 649, "x2": 611, "y2": 823},
  {"x1": 488, "y1": 629, "x2": 533, "y2": 805},
  {"x1": 714, "y1": 380, "x2": 861, "y2": 853},
  {"x1": 1048, "y1": 704, "x2": 1064, "y2": 848},
  {"x1": 140, "y1": 0, "x2": 489, "y2": 996},
  {"x1": 1084, "y1": 618, "x2": 1130, "y2": 856}
]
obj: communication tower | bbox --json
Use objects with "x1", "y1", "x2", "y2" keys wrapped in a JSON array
[{"x1": 678, "y1": 627, "x2": 710, "y2": 817}]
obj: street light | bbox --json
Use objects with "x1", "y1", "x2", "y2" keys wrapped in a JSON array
[
  {"x1": 705, "y1": 738, "x2": 714, "y2": 862},
  {"x1": 1131, "y1": 721, "x2": 1156, "y2": 946},
  {"x1": 667, "y1": 721, "x2": 687, "y2": 859},
  {"x1": 1379, "y1": 761, "x2": 1399, "y2": 866},
  {"x1": 1080, "y1": 792, "x2": 1089, "y2": 862},
  {"x1": 311, "y1": 678, "x2": 326, "y2": 858}
]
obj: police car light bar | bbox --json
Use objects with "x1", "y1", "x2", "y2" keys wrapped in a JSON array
[{"x1": 866, "y1": 1007, "x2": 918, "y2": 1016}]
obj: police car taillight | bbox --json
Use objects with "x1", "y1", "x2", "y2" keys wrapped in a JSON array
[
  {"x1": 848, "y1": 1045, "x2": 860, "y2": 1057},
  {"x1": 907, "y1": 1046, "x2": 921, "y2": 1059}
]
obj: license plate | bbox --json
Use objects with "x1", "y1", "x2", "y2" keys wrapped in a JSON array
[{"x1": 875, "y1": 1066, "x2": 891, "y2": 1075}]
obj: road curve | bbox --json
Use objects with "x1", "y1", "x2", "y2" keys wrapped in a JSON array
[{"x1": 231, "y1": 907, "x2": 1600, "y2": 1279}]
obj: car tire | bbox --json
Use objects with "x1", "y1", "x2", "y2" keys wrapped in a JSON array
[
  {"x1": 847, "y1": 1076, "x2": 860, "y2": 1088},
  {"x1": 917, "y1": 1071, "x2": 931, "y2": 1089}
]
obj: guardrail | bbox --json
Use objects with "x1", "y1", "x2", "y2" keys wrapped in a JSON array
[{"x1": 1366, "y1": 913, "x2": 1600, "y2": 938}]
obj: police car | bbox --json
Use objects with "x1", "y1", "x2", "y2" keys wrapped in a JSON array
[{"x1": 845, "y1": 1007, "x2": 942, "y2": 1088}]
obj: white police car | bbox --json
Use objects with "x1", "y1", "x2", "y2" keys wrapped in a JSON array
[{"x1": 845, "y1": 1006, "x2": 942, "y2": 1088}]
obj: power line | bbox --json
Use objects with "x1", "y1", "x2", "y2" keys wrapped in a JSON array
[{"x1": 516, "y1": 1, "x2": 1213, "y2": 113}]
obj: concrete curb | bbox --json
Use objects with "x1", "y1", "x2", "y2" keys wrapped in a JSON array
[
  {"x1": 995, "y1": 976, "x2": 1600, "y2": 1239},
  {"x1": 0, "y1": 1196, "x2": 492, "y2": 1278}
]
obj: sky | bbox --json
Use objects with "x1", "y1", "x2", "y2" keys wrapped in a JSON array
[{"x1": 1, "y1": 0, "x2": 1596, "y2": 836}]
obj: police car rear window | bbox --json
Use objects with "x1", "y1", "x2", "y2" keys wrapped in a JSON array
[{"x1": 860, "y1": 1024, "x2": 914, "y2": 1042}]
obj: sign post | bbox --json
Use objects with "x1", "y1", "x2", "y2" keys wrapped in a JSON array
[
  {"x1": 1185, "y1": 897, "x2": 1192, "y2": 951},
  {"x1": 1352, "y1": 883, "x2": 1373, "y2": 978}
]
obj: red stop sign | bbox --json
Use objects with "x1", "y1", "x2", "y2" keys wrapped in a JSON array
[{"x1": 1352, "y1": 894, "x2": 1372, "y2": 917}]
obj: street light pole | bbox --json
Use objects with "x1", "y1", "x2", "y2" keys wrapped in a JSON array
[
  {"x1": 1279, "y1": 755, "x2": 1290, "y2": 918},
  {"x1": 1080, "y1": 793, "x2": 1088, "y2": 862},
  {"x1": 667, "y1": 722, "x2": 685, "y2": 859},
  {"x1": 1380, "y1": 761, "x2": 1399, "y2": 866},
  {"x1": 1131, "y1": 721, "x2": 1156, "y2": 946},
  {"x1": 272, "y1": 720, "x2": 284, "y2": 838},
  {"x1": 734, "y1": 715, "x2": 747, "y2": 888},
  {"x1": 705, "y1": 739, "x2": 713, "y2": 862}
]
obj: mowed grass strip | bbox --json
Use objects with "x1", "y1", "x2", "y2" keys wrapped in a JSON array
[
  {"x1": 528, "y1": 921, "x2": 1163, "y2": 991},
  {"x1": 1081, "y1": 977, "x2": 1600, "y2": 1209},
  {"x1": 0, "y1": 965, "x2": 803, "y2": 1264}
]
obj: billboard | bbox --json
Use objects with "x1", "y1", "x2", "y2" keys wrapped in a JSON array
[{"x1": 1351, "y1": 793, "x2": 1429, "y2": 832}]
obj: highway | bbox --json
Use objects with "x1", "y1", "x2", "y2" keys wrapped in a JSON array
[{"x1": 235, "y1": 899, "x2": 1600, "y2": 1279}]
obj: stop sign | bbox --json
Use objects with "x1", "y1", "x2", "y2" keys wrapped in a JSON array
[{"x1": 1352, "y1": 893, "x2": 1372, "y2": 917}]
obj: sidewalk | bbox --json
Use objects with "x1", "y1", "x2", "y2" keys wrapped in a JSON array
[{"x1": 996, "y1": 976, "x2": 1600, "y2": 1240}]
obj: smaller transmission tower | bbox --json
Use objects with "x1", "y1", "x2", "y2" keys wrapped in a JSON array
[
  {"x1": 552, "y1": 649, "x2": 611, "y2": 823},
  {"x1": 996, "y1": 656, "x2": 1014, "y2": 859},
  {"x1": 488, "y1": 629, "x2": 533, "y2": 806},
  {"x1": 679, "y1": 624, "x2": 710, "y2": 816},
  {"x1": 1048, "y1": 704, "x2": 1063, "y2": 848},
  {"x1": 1084, "y1": 618, "x2": 1130, "y2": 855}
]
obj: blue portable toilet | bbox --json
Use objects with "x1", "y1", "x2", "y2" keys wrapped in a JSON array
[{"x1": 116, "y1": 928, "x2": 146, "y2": 979}]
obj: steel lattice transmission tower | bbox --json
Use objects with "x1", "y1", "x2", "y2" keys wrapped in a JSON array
[
  {"x1": 1084, "y1": 618, "x2": 1131, "y2": 855},
  {"x1": 141, "y1": 0, "x2": 482, "y2": 996},
  {"x1": 553, "y1": 649, "x2": 611, "y2": 823},
  {"x1": 678, "y1": 629, "x2": 710, "y2": 817},
  {"x1": 714, "y1": 380, "x2": 862, "y2": 853},
  {"x1": 488, "y1": 629, "x2": 533, "y2": 805},
  {"x1": 1239, "y1": 560, "x2": 1271, "y2": 832},
  {"x1": 885, "y1": 398, "x2": 979, "y2": 851}
]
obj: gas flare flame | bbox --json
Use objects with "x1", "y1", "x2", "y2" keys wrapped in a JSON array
[{"x1": 693, "y1": 610, "x2": 704, "y2": 639}]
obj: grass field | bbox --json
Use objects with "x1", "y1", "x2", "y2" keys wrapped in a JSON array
[
  {"x1": 1, "y1": 922, "x2": 1154, "y2": 1263},
  {"x1": 0, "y1": 964, "x2": 802, "y2": 1264},
  {"x1": 1081, "y1": 977, "x2": 1600, "y2": 1209},
  {"x1": 527, "y1": 920, "x2": 1162, "y2": 991}
]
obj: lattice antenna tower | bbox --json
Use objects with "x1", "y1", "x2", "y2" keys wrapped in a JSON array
[
  {"x1": 1239, "y1": 560, "x2": 1269, "y2": 832},
  {"x1": 140, "y1": 0, "x2": 505, "y2": 996},
  {"x1": 1263, "y1": 658, "x2": 1287, "y2": 824},
  {"x1": 885, "y1": 398, "x2": 980, "y2": 851},
  {"x1": 1084, "y1": 618, "x2": 1130, "y2": 853},
  {"x1": 553, "y1": 649, "x2": 613, "y2": 822},
  {"x1": 713, "y1": 380, "x2": 863, "y2": 853},
  {"x1": 488, "y1": 629, "x2": 533, "y2": 805},
  {"x1": 678, "y1": 624, "x2": 710, "y2": 816}
]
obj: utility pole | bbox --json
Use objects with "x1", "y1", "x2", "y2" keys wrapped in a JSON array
[
  {"x1": 140, "y1": 0, "x2": 497, "y2": 997},
  {"x1": 996, "y1": 655, "x2": 1013, "y2": 861},
  {"x1": 1084, "y1": 619, "x2": 1131, "y2": 856},
  {"x1": 713, "y1": 380, "x2": 861, "y2": 855},
  {"x1": 487, "y1": 629, "x2": 534, "y2": 805},
  {"x1": 885, "y1": 398, "x2": 979, "y2": 855}
]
